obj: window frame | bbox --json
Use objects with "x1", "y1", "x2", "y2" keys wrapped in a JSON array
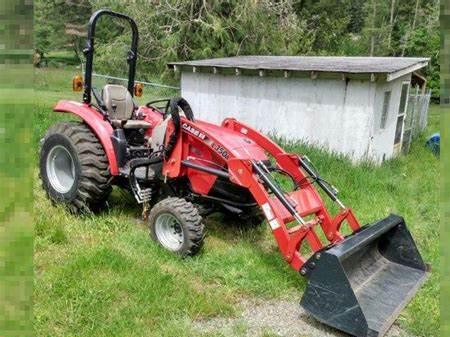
[
  {"x1": 394, "y1": 81, "x2": 410, "y2": 145},
  {"x1": 380, "y1": 90, "x2": 391, "y2": 130},
  {"x1": 398, "y1": 81, "x2": 410, "y2": 117}
]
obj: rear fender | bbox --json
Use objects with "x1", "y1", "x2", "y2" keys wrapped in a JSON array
[{"x1": 53, "y1": 100, "x2": 119, "y2": 175}]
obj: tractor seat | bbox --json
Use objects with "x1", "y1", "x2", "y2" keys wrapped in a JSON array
[{"x1": 102, "y1": 84, "x2": 151, "y2": 130}]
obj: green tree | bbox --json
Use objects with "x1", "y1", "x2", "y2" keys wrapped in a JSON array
[
  {"x1": 34, "y1": 0, "x2": 92, "y2": 61},
  {"x1": 34, "y1": 0, "x2": 440, "y2": 96}
]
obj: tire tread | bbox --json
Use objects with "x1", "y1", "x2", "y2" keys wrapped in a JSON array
[
  {"x1": 40, "y1": 121, "x2": 112, "y2": 213},
  {"x1": 149, "y1": 197, "x2": 205, "y2": 256}
]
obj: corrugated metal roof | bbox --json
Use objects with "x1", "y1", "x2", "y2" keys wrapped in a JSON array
[{"x1": 168, "y1": 56, "x2": 429, "y2": 74}]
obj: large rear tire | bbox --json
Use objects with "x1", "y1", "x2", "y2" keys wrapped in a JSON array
[
  {"x1": 148, "y1": 197, "x2": 204, "y2": 256},
  {"x1": 39, "y1": 121, "x2": 112, "y2": 213}
]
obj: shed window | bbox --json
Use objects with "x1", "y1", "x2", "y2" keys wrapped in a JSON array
[
  {"x1": 398, "y1": 82, "x2": 410, "y2": 114},
  {"x1": 394, "y1": 82, "x2": 409, "y2": 145},
  {"x1": 380, "y1": 91, "x2": 391, "y2": 129},
  {"x1": 394, "y1": 116, "x2": 404, "y2": 144}
]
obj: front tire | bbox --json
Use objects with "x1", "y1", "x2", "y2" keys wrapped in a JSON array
[
  {"x1": 148, "y1": 197, "x2": 205, "y2": 256},
  {"x1": 39, "y1": 121, "x2": 112, "y2": 213}
]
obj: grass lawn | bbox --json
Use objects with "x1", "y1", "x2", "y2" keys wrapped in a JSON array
[
  {"x1": 34, "y1": 67, "x2": 440, "y2": 337},
  {"x1": 441, "y1": 109, "x2": 449, "y2": 337},
  {"x1": 0, "y1": 64, "x2": 34, "y2": 337}
]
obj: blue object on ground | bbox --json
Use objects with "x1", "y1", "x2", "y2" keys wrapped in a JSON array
[{"x1": 426, "y1": 132, "x2": 440, "y2": 156}]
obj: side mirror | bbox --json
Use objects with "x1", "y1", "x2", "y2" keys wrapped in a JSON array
[
  {"x1": 134, "y1": 83, "x2": 144, "y2": 97},
  {"x1": 72, "y1": 75, "x2": 83, "y2": 92}
]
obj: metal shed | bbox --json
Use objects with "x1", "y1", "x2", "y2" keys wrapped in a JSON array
[{"x1": 168, "y1": 56, "x2": 429, "y2": 163}]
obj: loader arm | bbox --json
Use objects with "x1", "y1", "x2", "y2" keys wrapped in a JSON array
[{"x1": 223, "y1": 118, "x2": 361, "y2": 271}]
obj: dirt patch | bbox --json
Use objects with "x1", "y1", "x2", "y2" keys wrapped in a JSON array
[{"x1": 193, "y1": 296, "x2": 414, "y2": 337}]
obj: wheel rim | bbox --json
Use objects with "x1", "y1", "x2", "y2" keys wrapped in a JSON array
[
  {"x1": 154, "y1": 213, "x2": 184, "y2": 251},
  {"x1": 46, "y1": 145, "x2": 76, "y2": 194}
]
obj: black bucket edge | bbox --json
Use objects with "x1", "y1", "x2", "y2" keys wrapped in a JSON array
[{"x1": 300, "y1": 214, "x2": 430, "y2": 337}]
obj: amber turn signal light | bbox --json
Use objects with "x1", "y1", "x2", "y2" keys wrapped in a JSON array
[
  {"x1": 134, "y1": 83, "x2": 144, "y2": 97},
  {"x1": 72, "y1": 75, "x2": 83, "y2": 92}
]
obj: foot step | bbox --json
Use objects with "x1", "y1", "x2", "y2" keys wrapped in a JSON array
[{"x1": 136, "y1": 187, "x2": 153, "y2": 203}]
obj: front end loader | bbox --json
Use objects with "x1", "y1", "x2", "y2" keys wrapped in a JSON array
[{"x1": 39, "y1": 9, "x2": 429, "y2": 337}]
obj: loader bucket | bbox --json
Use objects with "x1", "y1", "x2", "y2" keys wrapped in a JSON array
[{"x1": 300, "y1": 214, "x2": 429, "y2": 337}]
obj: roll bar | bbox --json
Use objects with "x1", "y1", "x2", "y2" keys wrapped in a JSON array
[{"x1": 82, "y1": 9, "x2": 139, "y2": 104}]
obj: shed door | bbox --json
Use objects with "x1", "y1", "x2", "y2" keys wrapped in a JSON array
[{"x1": 393, "y1": 82, "x2": 410, "y2": 155}]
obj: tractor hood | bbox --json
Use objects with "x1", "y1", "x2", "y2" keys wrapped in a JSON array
[{"x1": 184, "y1": 119, "x2": 268, "y2": 161}]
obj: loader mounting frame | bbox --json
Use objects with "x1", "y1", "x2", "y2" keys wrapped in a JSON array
[{"x1": 220, "y1": 118, "x2": 361, "y2": 272}]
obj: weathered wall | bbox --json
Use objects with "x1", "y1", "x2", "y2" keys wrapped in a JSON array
[
  {"x1": 181, "y1": 72, "x2": 383, "y2": 161},
  {"x1": 369, "y1": 74, "x2": 411, "y2": 162}
]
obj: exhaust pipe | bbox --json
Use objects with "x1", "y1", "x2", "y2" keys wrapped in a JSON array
[{"x1": 300, "y1": 214, "x2": 429, "y2": 337}]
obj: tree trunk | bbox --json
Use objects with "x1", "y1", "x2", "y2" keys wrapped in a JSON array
[
  {"x1": 412, "y1": 0, "x2": 420, "y2": 30},
  {"x1": 401, "y1": 0, "x2": 420, "y2": 56},
  {"x1": 73, "y1": 37, "x2": 82, "y2": 65},
  {"x1": 369, "y1": 0, "x2": 377, "y2": 56},
  {"x1": 387, "y1": 0, "x2": 395, "y2": 51}
]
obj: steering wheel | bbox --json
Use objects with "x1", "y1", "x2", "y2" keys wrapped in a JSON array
[
  {"x1": 164, "y1": 97, "x2": 195, "y2": 159},
  {"x1": 145, "y1": 99, "x2": 171, "y2": 115}
]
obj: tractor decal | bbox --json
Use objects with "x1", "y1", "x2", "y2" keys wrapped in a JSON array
[
  {"x1": 182, "y1": 122, "x2": 206, "y2": 140},
  {"x1": 210, "y1": 142, "x2": 230, "y2": 159}
]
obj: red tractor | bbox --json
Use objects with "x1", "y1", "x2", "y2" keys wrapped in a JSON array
[{"x1": 40, "y1": 10, "x2": 429, "y2": 337}]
